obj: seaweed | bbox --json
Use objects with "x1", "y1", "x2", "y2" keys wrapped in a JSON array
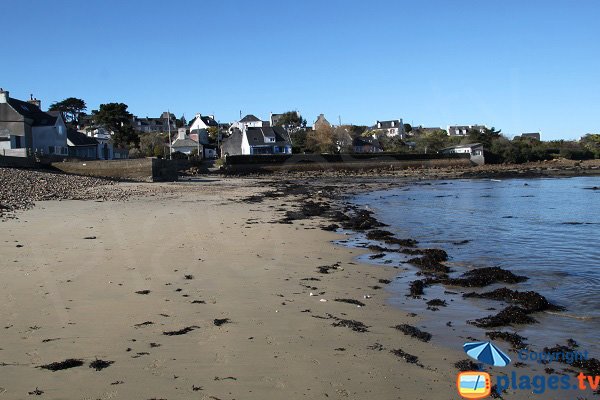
[
  {"x1": 163, "y1": 326, "x2": 199, "y2": 336},
  {"x1": 464, "y1": 288, "x2": 563, "y2": 312},
  {"x1": 454, "y1": 359, "x2": 481, "y2": 371},
  {"x1": 390, "y1": 349, "x2": 421, "y2": 366},
  {"x1": 469, "y1": 306, "x2": 538, "y2": 328},
  {"x1": 89, "y1": 359, "x2": 114, "y2": 371},
  {"x1": 332, "y1": 319, "x2": 369, "y2": 333},
  {"x1": 135, "y1": 290, "x2": 151, "y2": 295},
  {"x1": 393, "y1": 324, "x2": 432, "y2": 342},
  {"x1": 444, "y1": 267, "x2": 528, "y2": 287},
  {"x1": 39, "y1": 359, "x2": 84, "y2": 371},
  {"x1": 485, "y1": 331, "x2": 528, "y2": 349},
  {"x1": 334, "y1": 298, "x2": 366, "y2": 307},
  {"x1": 213, "y1": 318, "x2": 231, "y2": 326}
]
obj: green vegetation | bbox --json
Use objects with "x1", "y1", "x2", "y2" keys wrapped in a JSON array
[{"x1": 48, "y1": 97, "x2": 87, "y2": 124}]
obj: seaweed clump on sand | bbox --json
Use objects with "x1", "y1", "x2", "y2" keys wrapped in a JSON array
[
  {"x1": 464, "y1": 288, "x2": 564, "y2": 312},
  {"x1": 393, "y1": 324, "x2": 432, "y2": 342},
  {"x1": 38, "y1": 359, "x2": 84, "y2": 371},
  {"x1": 443, "y1": 267, "x2": 528, "y2": 288},
  {"x1": 485, "y1": 331, "x2": 528, "y2": 349},
  {"x1": 334, "y1": 298, "x2": 366, "y2": 307},
  {"x1": 163, "y1": 326, "x2": 199, "y2": 336},
  {"x1": 332, "y1": 318, "x2": 369, "y2": 333},
  {"x1": 89, "y1": 359, "x2": 114, "y2": 371},
  {"x1": 390, "y1": 349, "x2": 422, "y2": 367},
  {"x1": 213, "y1": 318, "x2": 231, "y2": 326},
  {"x1": 469, "y1": 306, "x2": 538, "y2": 328},
  {"x1": 454, "y1": 359, "x2": 481, "y2": 371}
]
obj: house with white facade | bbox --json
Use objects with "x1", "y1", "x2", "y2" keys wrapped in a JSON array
[
  {"x1": 188, "y1": 113, "x2": 218, "y2": 144},
  {"x1": 371, "y1": 119, "x2": 406, "y2": 138},
  {"x1": 447, "y1": 125, "x2": 488, "y2": 136},
  {"x1": 221, "y1": 125, "x2": 292, "y2": 156},
  {"x1": 439, "y1": 143, "x2": 485, "y2": 165},
  {"x1": 0, "y1": 89, "x2": 68, "y2": 157}
]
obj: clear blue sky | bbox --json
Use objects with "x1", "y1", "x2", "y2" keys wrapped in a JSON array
[{"x1": 2, "y1": 0, "x2": 599, "y2": 140}]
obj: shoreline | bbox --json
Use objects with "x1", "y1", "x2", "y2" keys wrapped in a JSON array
[
  {"x1": 0, "y1": 176, "x2": 469, "y2": 399},
  {"x1": 1, "y1": 170, "x2": 598, "y2": 399}
]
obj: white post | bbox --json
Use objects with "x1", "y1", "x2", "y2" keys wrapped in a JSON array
[{"x1": 167, "y1": 109, "x2": 172, "y2": 160}]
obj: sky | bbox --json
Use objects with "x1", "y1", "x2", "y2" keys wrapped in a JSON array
[{"x1": 2, "y1": 0, "x2": 599, "y2": 140}]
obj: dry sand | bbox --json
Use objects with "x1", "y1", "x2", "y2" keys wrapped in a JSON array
[{"x1": 0, "y1": 178, "x2": 491, "y2": 399}]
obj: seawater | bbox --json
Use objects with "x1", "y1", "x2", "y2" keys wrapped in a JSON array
[{"x1": 350, "y1": 176, "x2": 600, "y2": 355}]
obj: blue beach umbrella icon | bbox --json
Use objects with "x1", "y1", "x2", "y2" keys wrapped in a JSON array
[{"x1": 463, "y1": 341, "x2": 511, "y2": 367}]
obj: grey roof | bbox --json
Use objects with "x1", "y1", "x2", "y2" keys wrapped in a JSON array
[
  {"x1": 353, "y1": 136, "x2": 381, "y2": 148},
  {"x1": 239, "y1": 114, "x2": 261, "y2": 122},
  {"x1": 375, "y1": 120, "x2": 401, "y2": 129},
  {"x1": 67, "y1": 129, "x2": 98, "y2": 146},
  {"x1": 7, "y1": 97, "x2": 57, "y2": 126},
  {"x1": 221, "y1": 130, "x2": 243, "y2": 156},
  {"x1": 245, "y1": 126, "x2": 291, "y2": 146},
  {"x1": 171, "y1": 138, "x2": 199, "y2": 148}
]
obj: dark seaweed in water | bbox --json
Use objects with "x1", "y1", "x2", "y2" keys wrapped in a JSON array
[
  {"x1": 486, "y1": 331, "x2": 528, "y2": 349},
  {"x1": 334, "y1": 298, "x2": 366, "y2": 307},
  {"x1": 464, "y1": 288, "x2": 564, "y2": 312},
  {"x1": 543, "y1": 344, "x2": 600, "y2": 376},
  {"x1": 365, "y1": 229, "x2": 394, "y2": 240},
  {"x1": 408, "y1": 256, "x2": 451, "y2": 275},
  {"x1": 338, "y1": 209, "x2": 386, "y2": 231},
  {"x1": 454, "y1": 359, "x2": 481, "y2": 371},
  {"x1": 469, "y1": 306, "x2": 538, "y2": 328},
  {"x1": 89, "y1": 359, "x2": 114, "y2": 371},
  {"x1": 426, "y1": 299, "x2": 447, "y2": 307},
  {"x1": 163, "y1": 326, "x2": 199, "y2": 336},
  {"x1": 39, "y1": 359, "x2": 84, "y2": 371},
  {"x1": 332, "y1": 319, "x2": 369, "y2": 333},
  {"x1": 409, "y1": 280, "x2": 426, "y2": 297},
  {"x1": 393, "y1": 324, "x2": 432, "y2": 342},
  {"x1": 444, "y1": 267, "x2": 528, "y2": 287},
  {"x1": 213, "y1": 318, "x2": 231, "y2": 326}
]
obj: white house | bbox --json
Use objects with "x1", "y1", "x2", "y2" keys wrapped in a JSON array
[
  {"x1": 447, "y1": 125, "x2": 488, "y2": 136},
  {"x1": 221, "y1": 125, "x2": 292, "y2": 156},
  {"x1": 188, "y1": 113, "x2": 218, "y2": 144},
  {"x1": 371, "y1": 119, "x2": 406, "y2": 138},
  {"x1": 439, "y1": 143, "x2": 485, "y2": 165}
]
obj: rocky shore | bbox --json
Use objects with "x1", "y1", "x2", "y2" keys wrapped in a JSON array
[{"x1": 0, "y1": 168, "x2": 178, "y2": 220}]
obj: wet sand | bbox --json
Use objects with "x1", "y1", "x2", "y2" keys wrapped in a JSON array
[{"x1": 0, "y1": 178, "x2": 469, "y2": 400}]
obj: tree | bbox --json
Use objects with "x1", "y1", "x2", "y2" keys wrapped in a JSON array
[
  {"x1": 274, "y1": 111, "x2": 306, "y2": 133},
  {"x1": 290, "y1": 129, "x2": 308, "y2": 153},
  {"x1": 581, "y1": 134, "x2": 600, "y2": 158},
  {"x1": 92, "y1": 103, "x2": 138, "y2": 148},
  {"x1": 403, "y1": 123, "x2": 412, "y2": 134},
  {"x1": 415, "y1": 129, "x2": 451, "y2": 153},
  {"x1": 467, "y1": 126, "x2": 502, "y2": 148},
  {"x1": 207, "y1": 126, "x2": 219, "y2": 142},
  {"x1": 139, "y1": 132, "x2": 167, "y2": 157},
  {"x1": 332, "y1": 126, "x2": 353, "y2": 153},
  {"x1": 306, "y1": 125, "x2": 334, "y2": 153},
  {"x1": 48, "y1": 97, "x2": 87, "y2": 124}
]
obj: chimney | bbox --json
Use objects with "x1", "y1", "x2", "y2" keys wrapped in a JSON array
[
  {"x1": 0, "y1": 88, "x2": 8, "y2": 103},
  {"x1": 28, "y1": 94, "x2": 41, "y2": 109}
]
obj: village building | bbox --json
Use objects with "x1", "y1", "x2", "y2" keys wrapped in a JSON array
[
  {"x1": 0, "y1": 89, "x2": 68, "y2": 157},
  {"x1": 439, "y1": 143, "x2": 485, "y2": 165}
]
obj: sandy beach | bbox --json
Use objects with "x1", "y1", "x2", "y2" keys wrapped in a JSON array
[{"x1": 0, "y1": 177, "x2": 472, "y2": 400}]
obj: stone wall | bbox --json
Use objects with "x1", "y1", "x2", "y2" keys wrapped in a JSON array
[{"x1": 51, "y1": 158, "x2": 180, "y2": 182}]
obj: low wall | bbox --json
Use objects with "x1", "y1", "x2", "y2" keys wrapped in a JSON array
[
  {"x1": 0, "y1": 155, "x2": 38, "y2": 169},
  {"x1": 51, "y1": 158, "x2": 180, "y2": 182},
  {"x1": 224, "y1": 153, "x2": 472, "y2": 173}
]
